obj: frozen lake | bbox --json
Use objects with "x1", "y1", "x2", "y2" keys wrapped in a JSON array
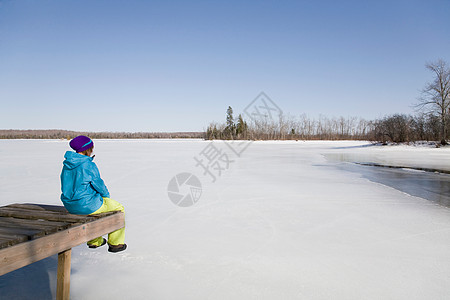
[{"x1": 1, "y1": 139, "x2": 450, "y2": 300}]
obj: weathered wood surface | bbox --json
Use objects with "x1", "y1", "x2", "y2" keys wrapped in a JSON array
[
  {"x1": 0, "y1": 207, "x2": 95, "y2": 223},
  {"x1": 0, "y1": 203, "x2": 124, "y2": 276},
  {"x1": 57, "y1": 249, "x2": 72, "y2": 300}
]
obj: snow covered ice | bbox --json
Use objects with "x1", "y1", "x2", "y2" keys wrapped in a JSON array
[{"x1": 1, "y1": 139, "x2": 450, "y2": 299}]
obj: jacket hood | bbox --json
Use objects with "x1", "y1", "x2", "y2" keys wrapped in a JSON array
[{"x1": 63, "y1": 151, "x2": 93, "y2": 170}]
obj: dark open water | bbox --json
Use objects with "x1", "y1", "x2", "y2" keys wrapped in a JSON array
[{"x1": 325, "y1": 153, "x2": 450, "y2": 208}]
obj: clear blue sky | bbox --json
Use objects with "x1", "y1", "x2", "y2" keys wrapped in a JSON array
[{"x1": 1, "y1": 0, "x2": 449, "y2": 132}]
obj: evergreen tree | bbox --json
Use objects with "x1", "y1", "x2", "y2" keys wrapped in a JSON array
[
  {"x1": 236, "y1": 114, "x2": 248, "y2": 138},
  {"x1": 225, "y1": 106, "x2": 235, "y2": 139}
]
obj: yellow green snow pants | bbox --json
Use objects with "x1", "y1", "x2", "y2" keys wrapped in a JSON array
[{"x1": 87, "y1": 197, "x2": 125, "y2": 246}]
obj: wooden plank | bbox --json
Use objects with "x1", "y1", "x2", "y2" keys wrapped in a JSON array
[
  {"x1": 56, "y1": 249, "x2": 71, "y2": 300},
  {"x1": 0, "y1": 240, "x2": 26, "y2": 249},
  {"x1": 0, "y1": 227, "x2": 42, "y2": 238},
  {"x1": 0, "y1": 207, "x2": 95, "y2": 223},
  {"x1": 0, "y1": 237, "x2": 14, "y2": 246},
  {"x1": 0, "y1": 219, "x2": 73, "y2": 232},
  {"x1": 0, "y1": 212, "x2": 124, "y2": 276},
  {"x1": 7, "y1": 203, "x2": 69, "y2": 213},
  {"x1": 0, "y1": 233, "x2": 29, "y2": 240},
  {"x1": 0, "y1": 206, "x2": 89, "y2": 219},
  {"x1": 0, "y1": 216, "x2": 71, "y2": 228},
  {"x1": 0, "y1": 219, "x2": 71, "y2": 232},
  {"x1": 0, "y1": 216, "x2": 79, "y2": 249},
  {"x1": 0, "y1": 231, "x2": 32, "y2": 250},
  {"x1": 0, "y1": 225, "x2": 58, "y2": 247},
  {"x1": 0, "y1": 234, "x2": 28, "y2": 248},
  {"x1": 0, "y1": 224, "x2": 47, "y2": 235}
]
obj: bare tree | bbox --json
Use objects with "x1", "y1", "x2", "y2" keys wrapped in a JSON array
[{"x1": 416, "y1": 59, "x2": 450, "y2": 144}]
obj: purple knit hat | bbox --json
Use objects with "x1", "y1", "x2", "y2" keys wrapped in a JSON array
[{"x1": 69, "y1": 135, "x2": 94, "y2": 152}]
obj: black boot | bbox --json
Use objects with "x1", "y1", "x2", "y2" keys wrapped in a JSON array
[{"x1": 108, "y1": 243, "x2": 127, "y2": 253}]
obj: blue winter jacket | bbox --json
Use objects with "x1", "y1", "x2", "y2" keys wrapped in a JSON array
[{"x1": 60, "y1": 151, "x2": 110, "y2": 214}]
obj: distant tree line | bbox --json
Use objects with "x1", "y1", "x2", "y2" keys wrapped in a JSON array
[
  {"x1": 205, "y1": 109, "x2": 446, "y2": 143},
  {"x1": 207, "y1": 59, "x2": 450, "y2": 144},
  {"x1": 206, "y1": 107, "x2": 372, "y2": 140},
  {"x1": 0, "y1": 130, "x2": 205, "y2": 139}
]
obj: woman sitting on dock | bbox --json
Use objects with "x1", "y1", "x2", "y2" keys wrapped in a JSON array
[{"x1": 60, "y1": 135, "x2": 127, "y2": 253}]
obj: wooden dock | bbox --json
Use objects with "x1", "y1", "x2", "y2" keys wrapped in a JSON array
[{"x1": 0, "y1": 203, "x2": 125, "y2": 300}]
